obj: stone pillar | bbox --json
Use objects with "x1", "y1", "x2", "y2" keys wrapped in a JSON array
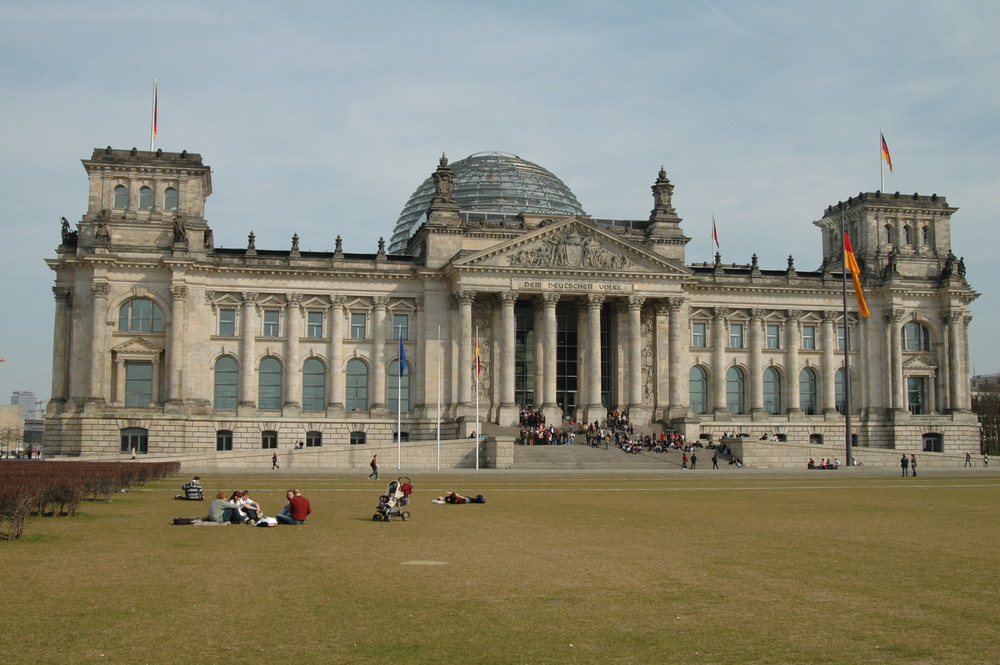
[
  {"x1": 239, "y1": 292, "x2": 258, "y2": 408},
  {"x1": 456, "y1": 290, "x2": 475, "y2": 409},
  {"x1": 167, "y1": 284, "x2": 187, "y2": 405},
  {"x1": 498, "y1": 291, "x2": 518, "y2": 425},
  {"x1": 328, "y1": 296, "x2": 345, "y2": 412},
  {"x1": 542, "y1": 293, "x2": 560, "y2": 412},
  {"x1": 887, "y1": 308, "x2": 905, "y2": 411},
  {"x1": 114, "y1": 357, "x2": 126, "y2": 406},
  {"x1": 712, "y1": 307, "x2": 728, "y2": 417},
  {"x1": 627, "y1": 295, "x2": 645, "y2": 413},
  {"x1": 785, "y1": 310, "x2": 801, "y2": 415},
  {"x1": 946, "y1": 310, "x2": 962, "y2": 412},
  {"x1": 576, "y1": 300, "x2": 589, "y2": 413},
  {"x1": 88, "y1": 281, "x2": 110, "y2": 404},
  {"x1": 533, "y1": 299, "x2": 546, "y2": 410},
  {"x1": 371, "y1": 296, "x2": 388, "y2": 412},
  {"x1": 667, "y1": 297, "x2": 686, "y2": 415},
  {"x1": 749, "y1": 309, "x2": 764, "y2": 416},
  {"x1": 50, "y1": 287, "x2": 72, "y2": 404},
  {"x1": 821, "y1": 311, "x2": 837, "y2": 414},
  {"x1": 584, "y1": 294, "x2": 604, "y2": 423},
  {"x1": 284, "y1": 293, "x2": 302, "y2": 410}
]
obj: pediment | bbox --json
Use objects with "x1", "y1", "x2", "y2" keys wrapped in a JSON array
[
  {"x1": 903, "y1": 355, "x2": 937, "y2": 371},
  {"x1": 453, "y1": 219, "x2": 687, "y2": 276},
  {"x1": 112, "y1": 337, "x2": 163, "y2": 355}
]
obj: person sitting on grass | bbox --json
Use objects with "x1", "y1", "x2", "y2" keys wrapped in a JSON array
[
  {"x1": 239, "y1": 490, "x2": 263, "y2": 524},
  {"x1": 175, "y1": 476, "x2": 204, "y2": 501},
  {"x1": 275, "y1": 488, "x2": 311, "y2": 524},
  {"x1": 206, "y1": 491, "x2": 245, "y2": 524}
]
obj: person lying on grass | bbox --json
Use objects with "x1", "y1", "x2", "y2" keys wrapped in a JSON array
[{"x1": 432, "y1": 491, "x2": 486, "y2": 504}]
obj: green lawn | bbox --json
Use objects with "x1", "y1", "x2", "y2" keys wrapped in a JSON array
[{"x1": 3, "y1": 469, "x2": 999, "y2": 665}]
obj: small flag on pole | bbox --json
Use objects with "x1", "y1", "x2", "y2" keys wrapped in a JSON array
[
  {"x1": 880, "y1": 132, "x2": 892, "y2": 173},
  {"x1": 398, "y1": 335, "x2": 407, "y2": 377},
  {"x1": 474, "y1": 338, "x2": 481, "y2": 379},
  {"x1": 150, "y1": 79, "x2": 159, "y2": 151},
  {"x1": 844, "y1": 232, "x2": 871, "y2": 318},
  {"x1": 711, "y1": 215, "x2": 720, "y2": 249}
]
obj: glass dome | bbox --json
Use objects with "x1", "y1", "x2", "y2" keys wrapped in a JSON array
[{"x1": 388, "y1": 152, "x2": 586, "y2": 254}]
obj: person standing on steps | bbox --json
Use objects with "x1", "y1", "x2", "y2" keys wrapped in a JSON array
[{"x1": 369, "y1": 454, "x2": 379, "y2": 480}]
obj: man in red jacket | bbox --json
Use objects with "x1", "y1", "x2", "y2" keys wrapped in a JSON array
[{"x1": 276, "y1": 488, "x2": 312, "y2": 524}]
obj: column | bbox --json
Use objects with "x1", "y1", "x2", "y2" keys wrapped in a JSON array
[
  {"x1": 371, "y1": 296, "x2": 388, "y2": 411},
  {"x1": 821, "y1": 311, "x2": 837, "y2": 413},
  {"x1": 785, "y1": 310, "x2": 801, "y2": 414},
  {"x1": 533, "y1": 299, "x2": 546, "y2": 409},
  {"x1": 456, "y1": 290, "x2": 475, "y2": 408},
  {"x1": 284, "y1": 293, "x2": 302, "y2": 409},
  {"x1": 498, "y1": 291, "x2": 518, "y2": 422},
  {"x1": 667, "y1": 297, "x2": 685, "y2": 412},
  {"x1": 50, "y1": 287, "x2": 72, "y2": 404},
  {"x1": 167, "y1": 283, "x2": 187, "y2": 404},
  {"x1": 887, "y1": 308, "x2": 905, "y2": 411},
  {"x1": 946, "y1": 311, "x2": 961, "y2": 412},
  {"x1": 576, "y1": 301, "x2": 589, "y2": 413},
  {"x1": 88, "y1": 281, "x2": 110, "y2": 403},
  {"x1": 586, "y1": 294, "x2": 604, "y2": 416},
  {"x1": 114, "y1": 358, "x2": 126, "y2": 406},
  {"x1": 749, "y1": 309, "x2": 764, "y2": 415},
  {"x1": 627, "y1": 295, "x2": 644, "y2": 411},
  {"x1": 328, "y1": 296, "x2": 345, "y2": 411},
  {"x1": 712, "y1": 307, "x2": 727, "y2": 416},
  {"x1": 239, "y1": 292, "x2": 258, "y2": 407},
  {"x1": 543, "y1": 293, "x2": 560, "y2": 410}
]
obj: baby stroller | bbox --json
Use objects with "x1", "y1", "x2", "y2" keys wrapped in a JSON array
[{"x1": 373, "y1": 477, "x2": 413, "y2": 522}]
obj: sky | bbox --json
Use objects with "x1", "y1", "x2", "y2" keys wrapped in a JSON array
[{"x1": 1, "y1": 0, "x2": 998, "y2": 410}]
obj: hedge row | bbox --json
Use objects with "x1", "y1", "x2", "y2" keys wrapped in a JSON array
[{"x1": 0, "y1": 461, "x2": 181, "y2": 541}]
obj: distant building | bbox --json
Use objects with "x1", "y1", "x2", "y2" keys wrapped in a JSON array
[
  {"x1": 10, "y1": 390, "x2": 37, "y2": 419},
  {"x1": 43, "y1": 147, "x2": 980, "y2": 462}
]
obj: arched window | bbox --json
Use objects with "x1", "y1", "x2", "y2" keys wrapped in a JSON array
[
  {"x1": 902, "y1": 322, "x2": 931, "y2": 351},
  {"x1": 302, "y1": 358, "x2": 326, "y2": 411},
  {"x1": 258, "y1": 357, "x2": 282, "y2": 410},
  {"x1": 799, "y1": 367, "x2": 818, "y2": 415},
  {"x1": 884, "y1": 224, "x2": 894, "y2": 244},
  {"x1": 213, "y1": 357, "x2": 238, "y2": 409},
  {"x1": 903, "y1": 225, "x2": 913, "y2": 245},
  {"x1": 164, "y1": 187, "x2": 178, "y2": 211},
  {"x1": 689, "y1": 366, "x2": 709, "y2": 415},
  {"x1": 763, "y1": 367, "x2": 782, "y2": 415},
  {"x1": 138, "y1": 186, "x2": 153, "y2": 210},
  {"x1": 120, "y1": 427, "x2": 148, "y2": 454},
  {"x1": 118, "y1": 298, "x2": 163, "y2": 333},
  {"x1": 346, "y1": 359, "x2": 369, "y2": 411},
  {"x1": 921, "y1": 225, "x2": 931, "y2": 245},
  {"x1": 388, "y1": 359, "x2": 410, "y2": 413},
  {"x1": 835, "y1": 368, "x2": 848, "y2": 415},
  {"x1": 726, "y1": 366, "x2": 745, "y2": 415},
  {"x1": 114, "y1": 185, "x2": 128, "y2": 209}
]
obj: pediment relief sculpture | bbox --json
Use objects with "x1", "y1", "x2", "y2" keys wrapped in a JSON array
[{"x1": 507, "y1": 227, "x2": 634, "y2": 271}]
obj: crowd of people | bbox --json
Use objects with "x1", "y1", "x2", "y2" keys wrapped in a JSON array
[
  {"x1": 807, "y1": 457, "x2": 841, "y2": 469},
  {"x1": 174, "y1": 476, "x2": 311, "y2": 526}
]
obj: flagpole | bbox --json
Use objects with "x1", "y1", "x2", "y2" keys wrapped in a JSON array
[
  {"x1": 840, "y1": 205, "x2": 854, "y2": 467},
  {"x1": 436, "y1": 324, "x2": 441, "y2": 471},
  {"x1": 879, "y1": 129, "x2": 884, "y2": 192},
  {"x1": 475, "y1": 326, "x2": 480, "y2": 471},
  {"x1": 149, "y1": 78, "x2": 158, "y2": 151}
]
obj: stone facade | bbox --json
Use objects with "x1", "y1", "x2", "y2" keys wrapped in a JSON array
[{"x1": 44, "y1": 149, "x2": 980, "y2": 467}]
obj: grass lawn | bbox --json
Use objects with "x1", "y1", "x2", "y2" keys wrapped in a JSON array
[{"x1": 2, "y1": 468, "x2": 998, "y2": 665}]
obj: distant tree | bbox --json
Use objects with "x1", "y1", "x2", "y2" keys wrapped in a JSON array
[{"x1": 972, "y1": 386, "x2": 1000, "y2": 456}]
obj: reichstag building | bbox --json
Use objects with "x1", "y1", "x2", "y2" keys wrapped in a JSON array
[{"x1": 44, "y1": 147, "x2": 979, "y2": 466}]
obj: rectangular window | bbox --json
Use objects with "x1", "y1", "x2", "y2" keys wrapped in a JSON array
[
  {"x1": 263, "y1": 310, "x2": 280, "y2": 337},
  {"x1": 766, "y1": 324, "x2": 781, "y2": 349},
  {"x1": 124, "y1": 362, "x2": 153, "y2": 407},
  {"x1": 691, "y1": 322, "x2": 707, "y2": 348},
  {"x1": 801, "y1": 325, "x2": 816, "y2": 350},
  {"x1": 350, "y1": 431, "x2": 367, "y2": 445},
  {"x1": 838, "y1": 326, "x2": 849, "y2": 351},
  {"x1": 393, "y1": 313, "x2": 409, "y2": 340},
  {"x1": 729, "y1": 323, "x2": 744, "y2": 349},
  {"x1": 907, "y1": 376, "x2": 926, "y2": 415},
  {"x1": 219, "y1": 308, "x2": 236, "y2": 336},
  {"x1": 261, "y1": 431, "x2": 278, "y2": 449},
  {"x1": 350, "y1": 312, "x2": 367, "y2": 339},
  {"x1": 307, "y1": 311, "x2": 324, "y2": 338},
  {"x1": 306, "y1": 431, "x2": 322, "y2": 447},
  {"x1": 216, "y1": 430, "x2": 233, "y2": 451}
]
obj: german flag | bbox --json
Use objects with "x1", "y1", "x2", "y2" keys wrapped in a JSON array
[
  {"x1": 881, "y1": 132, "x2": 892, "y2": 173},
  {"x1": 844, "y1": 232, "x2": 871, "y2": 317}
]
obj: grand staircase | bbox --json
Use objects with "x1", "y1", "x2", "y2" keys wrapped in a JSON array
[{"x1": 512, "y1": 443, "x2": 691, "y2": 470}]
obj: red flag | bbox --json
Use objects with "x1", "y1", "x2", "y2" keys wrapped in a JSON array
[
  {"x1": 881, "y1": 132, "x2": 892, "y2": 173},
  {"x1": 844, "y1": 232, "x2": 871, "y2": 317}
]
